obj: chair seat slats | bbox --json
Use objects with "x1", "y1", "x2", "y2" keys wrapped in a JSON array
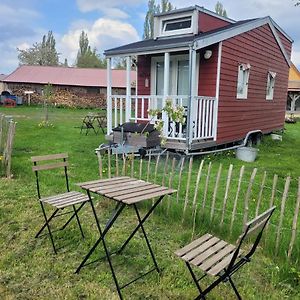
[
  {"x1": 182, "y1": 236, "x2": 220, "y2": 262},
  {"x1": 190, "y1": 240, "x2": 229, "y2": 266},
  {"x1": 41, "y1": 191, "x2": 89, "y2": 208},
  {"x1": 175, "y1": 233, "x2": 212, "y2": 257}
]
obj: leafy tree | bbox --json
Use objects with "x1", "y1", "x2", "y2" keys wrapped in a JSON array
[
  {"x1": 17, "y1": 31, "x2": 59, "y2": 66},
  {"x1": 76, "y1": 31, "x2": 106, "y2": 68},
  {"x1": 143, "y1": 0, "x2": 174, "y2": 39},
  {"x1": 215, "y1": 1, "x2": 228, "y2": 17}
]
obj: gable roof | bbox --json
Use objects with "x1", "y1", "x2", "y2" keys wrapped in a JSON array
[
  {"x1": 3, "y1": 65, "x2": 136, "y2": 88},
  {"x1": 0, "y1": 74, "x2": 7, "y2": 81},
  {"x1": 105, "y1": 15, "x2": 291, "y2": 67},
  {"x1": 104, "y1": 19, "x2": 254, "y2": 56}
]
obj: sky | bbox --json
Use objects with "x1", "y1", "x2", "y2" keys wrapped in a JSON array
[{"x1": 0, "y1": 0, "x2": 299, "y2": 75}]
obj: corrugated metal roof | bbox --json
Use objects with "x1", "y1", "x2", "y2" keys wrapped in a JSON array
[{"x1": 3, "y1": 65, "x2": 136, "y2": 88}]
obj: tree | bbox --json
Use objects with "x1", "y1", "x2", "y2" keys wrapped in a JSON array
[
  {"x1": 143, "y1": 0, "x2": 174, "y2": 39},
  {"x1": 215, "y1": 1, "x2": 228, "y2": 17},
  {"x1": 76, "y1": 31, "x2": 106, "y2": 68},
  {"x1": 17, "y1": 31, "x2": 59, "y2": 66}
]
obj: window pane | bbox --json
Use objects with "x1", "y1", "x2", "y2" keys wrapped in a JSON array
[{"x1": 177, "y1": 60, "x2": 189, "y2": 106}]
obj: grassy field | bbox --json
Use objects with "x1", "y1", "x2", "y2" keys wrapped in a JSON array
[{"x1": 1, "y1": 106, "x2": 300, "y2": 300}]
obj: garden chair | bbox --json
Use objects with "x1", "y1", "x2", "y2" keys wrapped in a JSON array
[
  {"x1": 80, "y1": 114, "x2": 97, "y2": 135},
  {"x1": 31, "y1": 153, "x2": 96, "y2": 254},
  {"x1": 175, "y1": 206, "x2": 276, "y2": 299}
]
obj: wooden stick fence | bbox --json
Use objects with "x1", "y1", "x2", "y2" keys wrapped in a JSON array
[
  {"x1": 0, "y1": 114, "x2": 16, "y2": 179},
  {"x1": 96, "y1": 151, "x2": 300, "y2": 262}
]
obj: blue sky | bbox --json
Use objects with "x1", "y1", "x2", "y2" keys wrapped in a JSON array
[{"x1": 0, "y1": 0, "x2": 299, "y2": 74}]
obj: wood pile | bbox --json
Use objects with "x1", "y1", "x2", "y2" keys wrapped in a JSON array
[{"x1": 9, "y1": 84, "x2": 107, "y2": 108}]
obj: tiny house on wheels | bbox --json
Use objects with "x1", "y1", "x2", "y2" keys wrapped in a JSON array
[{"x1": 104, "y1": 5, "x2": 293, "y2": 154}]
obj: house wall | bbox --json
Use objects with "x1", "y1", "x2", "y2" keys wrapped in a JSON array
[
  {"x1": 276, "y1": 29, "x2": 292, "y2": 59},
  {"x1": 198, "y1": 12, "x2": 231, "y2": 33},
  {"x1": 217, "y1": 24, "x2": 291, "y2": 144},
  {"x1": 198, "y1": 44, "x2": 219, "y2": 96},
  {"x1": 5, "y1": 82, "x2": 129, "y2": 108}
]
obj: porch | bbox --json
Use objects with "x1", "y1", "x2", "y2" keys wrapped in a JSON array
[
  {"x1": 105, "y1": 43, "x2": 222, "y2": 151},
  {"x1": 106, "y1": 94, "x2": 217, "y2": 150}
]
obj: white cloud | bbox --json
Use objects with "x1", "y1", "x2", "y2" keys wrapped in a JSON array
[
  {"x1": 76, "y1": 0, "x2": 143, "y2": 13},
  {"x1": 60, "y1": 18, "x2": 139, "y2": 66}
]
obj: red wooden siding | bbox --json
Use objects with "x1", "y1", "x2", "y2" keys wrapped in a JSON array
[
  {"x1": 198, "y1": 12, "x2": 231, "y2": 33},
  {"x1": 137, "y1": 55, "x2": 151, "y2": 95},
  {"x1": 276, "y1": 29, "x2": 292, "y2": 59},
  {"x1": 198, "y1": 44, "x2": 219, "y2": 96},
  {"x1": 137, "y1": 55, "x2": 151, "y2": 119},
  {"x1": 217, "y1": 24, "x2": 291, "y2": 144}
]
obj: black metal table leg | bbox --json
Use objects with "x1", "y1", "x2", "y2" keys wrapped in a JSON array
[
  {"x1": 133, "y1": 204, "x2": 160, "y2": 274},
  {"x1": 75, "y1": 200, "x2": 125, "y2": 274},
  {"x1": 118, "y1": 195, "x2": 165, "y2": 254}
]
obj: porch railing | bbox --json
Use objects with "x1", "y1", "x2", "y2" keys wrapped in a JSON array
[{"x1": 107, "y1": 95, "x2": 217, "y2": 143}]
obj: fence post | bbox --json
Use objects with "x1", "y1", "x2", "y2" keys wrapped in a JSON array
[
  {"x1": 162, "y1": 152, "x2": 169, "y2": 186},
  {"x1": 192, "y1": 160, "x2": 204, "y2": 212},
  {"x1": 115, "y1": 153, "x2": 119, "y2": 176},
  {"x1": 97, "y1": 151, "x2": 103, "y2": 179},
  {"x1": 139, "y1": 158, "x2": 143, "y2": 179},
  {"x1": 220, "y1": 164, "x2": 233, "y2": 226},
  {"x1": 183, "y1": 157, "x2": 193, "y2": 220},
  {"x1": 275, "y1": 176, "x2": 290, "y2": 255},
  {"x1": 0, "y1": 114, "x2": 4, "y2": 153},
  {"x1": 288, "y1": 177, "x2": 300, "y2": 258},
  {"x1": 243, "y1": 168, "x2": 257, "y2": 226},
  {"x1": 5, "y1": 121, "x2": 16, "y2": 179},
  {"x1": 107, "y1": 149, "x2": 111, "y2": 178},
  {"x1": 176, "y1": 157, "x2": 185, "y2": 203},
  {"x1": 167, "y1": 157, "x2": 176, "y2": 213},
  {"x1": 265, "y1": 174, "x2": 278, "y2": 237},
  {"x1": 255, "y1": 171, "x2": 267, "y2": 217},
  {"x1": 210, "y1": 163, "x2": 222, "y2": 222},
  {"x1": 147, "y1": 154, "x2": 151, "y2": 181},
  {"x1": 230, "y1": 165, "x2": 244, "y2": 235},
  {"x1": 202, "y1": 162, "x2": 212, "y2": 214}
]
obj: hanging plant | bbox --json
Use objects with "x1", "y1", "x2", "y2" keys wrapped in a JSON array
[{"x1": 147, "y1": 99, "x2": 186, "y2": 144}]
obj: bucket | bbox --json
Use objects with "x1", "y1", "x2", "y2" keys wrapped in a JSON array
[{"x1": 235, "y1": 147, "x2": 258, "y2": 162}]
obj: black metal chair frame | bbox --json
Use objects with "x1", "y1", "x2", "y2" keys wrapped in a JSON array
[
  {"x1": 80, "y1": 115, "x2": 97, "y2": 135},
  {"x1": 32, "y1": 153, "x2": 100, "y2": 254},
  {"x1": 183, "y1": 206, "x2": 276, "y2": 300},
  {"x1": 75, "y1": 191, "x2": 166, "y2": 300}
]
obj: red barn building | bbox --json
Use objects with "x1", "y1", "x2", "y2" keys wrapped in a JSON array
[{"x1": 104, "y1": 5, "x2": 293, "y2": 153}]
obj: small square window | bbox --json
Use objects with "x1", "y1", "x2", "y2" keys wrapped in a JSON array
[
  {"x1": 236, "y1": 63, "x2": 250, "y2": 99},
  {"x1": 266, "y1": 71, "x2": 276, "y2": 100}
]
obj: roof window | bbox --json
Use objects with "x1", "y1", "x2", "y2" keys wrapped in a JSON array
[{"x1": 163, "y1": 17, "x2": 192, "y2": 32}]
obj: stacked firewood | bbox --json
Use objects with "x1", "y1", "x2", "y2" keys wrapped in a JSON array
[{"x1": 9, "y1": 85, "x2": 107, "y2": 108}]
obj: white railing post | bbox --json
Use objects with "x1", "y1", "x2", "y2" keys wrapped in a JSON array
[
  {"x1": 107, "y1": 57, "x2": 112, "y2": 134},
  {"x1": 163, "y1": 52, "x2": 170, "y2": 137},
  {"x1": 126, "y1": 56, "x2": 131, "y2": 122},
  {"x1": 189, "y1": 49, "x2": 197, "y2": 145}
]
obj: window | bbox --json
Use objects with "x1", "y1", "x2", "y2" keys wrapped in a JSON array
[
  {"x1": 236, "y1": 63, "x2": 251, "y2": 99},
  {"x1": 163, "y1": 17, "x2": 192, "y2": 32},
  {"x1": 266, "y1": 71, "x2": 276, "y2": 100}
]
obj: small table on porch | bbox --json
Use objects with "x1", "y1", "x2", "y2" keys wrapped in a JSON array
[{"x1": 75, "y1": 176, "x2": 176, "y2": 300}]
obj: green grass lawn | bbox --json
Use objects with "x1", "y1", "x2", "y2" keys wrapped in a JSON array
[{"x1": 1, "y1": 106, "x2": 300, "y2": 299}]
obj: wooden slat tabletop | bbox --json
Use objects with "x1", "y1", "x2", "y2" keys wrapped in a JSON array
[{"x1": 77, "y1": 176, "x2": 176, "y2": 204}]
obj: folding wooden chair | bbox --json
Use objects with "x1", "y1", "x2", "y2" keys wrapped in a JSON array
[
  {"x1": 175, "y1": 206, "x2": 276, "y2": 299},
  {"x1": 31, "y1": 153, "x2": 97, "y2": 254}
]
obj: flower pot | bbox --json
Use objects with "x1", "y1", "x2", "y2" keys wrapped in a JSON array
[{"x1": 235, "y1": 147, "x2": 258, "y2": 162}]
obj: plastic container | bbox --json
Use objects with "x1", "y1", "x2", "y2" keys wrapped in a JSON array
[{"x1": 235, "y1": 147, "x2": 258, "y2": 162}]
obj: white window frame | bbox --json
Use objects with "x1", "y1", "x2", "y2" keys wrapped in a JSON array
[
  {"x1": 163, "y1": 17, "x2": 192, "y2": 33},
  {"x1": 150, "y1": 54, "x2": 199, "y2": 97},
  {"x1": 266, "y1": 71, "x2": 276, "y2": 100},
  {"x1": 154, "y1": 11, "x2": 198, "y2": 38},
  {"x1": 236, "y1": 63, "x2": 251, "y2": 99}
]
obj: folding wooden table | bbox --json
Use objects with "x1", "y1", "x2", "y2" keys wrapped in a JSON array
[{"x1": 75, "y1": 176, "x2": 176, "y2": 299}]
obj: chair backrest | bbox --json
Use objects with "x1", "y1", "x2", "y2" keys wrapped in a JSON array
[
  {"x1": 226, "y1": 206, "x2": 276, "y2": 272},
  {"x1": 31, "y1": 153, "x2": 69, "y2": 199}
]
